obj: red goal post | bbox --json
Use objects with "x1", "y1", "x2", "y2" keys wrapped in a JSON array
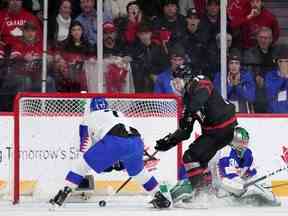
[{"x1": 13, "y1": 92, "x2": 182, "y2": 204}]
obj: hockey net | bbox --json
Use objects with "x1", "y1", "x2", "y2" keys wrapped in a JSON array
[{"x1": 12, "y1": 93, "x2": 181, "y2": 203}]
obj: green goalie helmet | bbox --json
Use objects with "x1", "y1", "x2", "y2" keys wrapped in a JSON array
[{"x1": 231, "y1": 127, "x2": 249, "y2": 156}]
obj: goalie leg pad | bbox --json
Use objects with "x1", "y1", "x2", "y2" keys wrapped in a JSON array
[
  {"x1": 221, "y1": 177, "x2": 246, "y2": 196},
  {"x1": 170, "y1": 179, "x2": 193, "y2": 203},
  {"x1": 240, "y1": 184, "x2": 281, "y2": 206}
]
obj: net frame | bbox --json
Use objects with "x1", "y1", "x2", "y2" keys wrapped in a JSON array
[{"x1": 13, "y1": 92, "x2": 182, "y2": 204}]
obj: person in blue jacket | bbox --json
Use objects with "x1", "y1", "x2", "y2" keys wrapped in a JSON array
[
  {"x1": 154, "y1": 44, "x2": 187, "y2": 95},
  {"x1": 213, "y1": 51, "x2": 256, "y2": 113},
  {"x1": 265, "y1": 45, "x2": 288, "y2": 113}
]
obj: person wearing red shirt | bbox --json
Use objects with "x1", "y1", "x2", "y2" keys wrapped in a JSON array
[
  {"x1": 10, "y1": 21, "x2": 42, "y2": 60},
  {"x1": 230, "y1": 0, "x2": 280, "y2": 49},
  {"x1": 0, "y1": 0, "x2": 42, "y2": 49}
]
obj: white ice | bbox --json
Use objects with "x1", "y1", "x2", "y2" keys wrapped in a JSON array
[{"x1": 1, "y1": 196, "x2": 288, "y2": 216}]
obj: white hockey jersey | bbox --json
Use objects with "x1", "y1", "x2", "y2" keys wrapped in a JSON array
[{"x1": 80, "y1": 109, "x2": 133, "y2": 151}]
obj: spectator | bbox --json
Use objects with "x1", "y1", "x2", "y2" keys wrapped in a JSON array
[
  {"x1": 201, "y1": 0, "x2": 221, "y2": 45},
  {"x1": 48, "y1": 0, "x2": 72, "y2": 48},
  {"x1": 0, "y1": 0, "x2": 42, "y2": 49},
  {"x1": 136, "y1": 0, "x2": 162, "y2": 20},
  {"x1": 152, "y1": 0, "x2": 186, "y2": 47},
  {"x1": 76, "y1": 0, "x2": 112, "y2": 46},
  {"x1": 231, "y1": 0, "x2": 280, "y2": 49},
  {"x1": 265, "y1": 45, "x2": 288, "y2": 113},
  {"x1": 178, "y1": 0, "x2": 195, "y2": 17},
  {"x1": 242, "y1": 26, "x2": 279, "y2": 113},
  {"x1": 154, "y1": 43, "x2": 187, "y2": 94},
  {"x1": 116, "y1": 1, "x2": 144, "y2": 45},
  {"x1": 1, "y1": 21, "x2": 55, "y2": 110},
  {"x1": 22, "y1": 0, "x2": 43, "y2": 21},
  {"x1": 54, "y1": 20, "x2": 94, "y2": 92},
  {"x1": 181, "y1": 8, "x2": 210, "y2": 76},
  {"x1": 206, "y1": 33, "x2": 233, "y2": 80},
  {"x1": 11, "y1": 21, "x2": 42, "y2": 61},
  {"x1": 213, "y1": 51, "x2": 256, "y2": 113},
  {"x1": 103, "y1": 21, "x2": 127, "y2": 57},
  {"x1": 129, "y1": 22, "x2": 169, "y2": 92},
  {"x1": 102, "y1": 20, "x2": 133, "y2": 93},
  {"x1": 104, "y1": 0, "x2": 132, "y2": 20}
]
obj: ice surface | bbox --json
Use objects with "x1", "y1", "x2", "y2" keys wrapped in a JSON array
[{"x1": 1, "y1": 196, "x2": 287, "y2": 216}]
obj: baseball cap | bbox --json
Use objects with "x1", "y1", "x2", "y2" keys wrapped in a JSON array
[
  {"x1": 22, "y1": 21, "x2": 37, "y2": 31},
  {"x1": 103, "y1": 21, "x2": 116, "y2": 33},
  {"x1": 186, "y1": 8, "x2": 199, "y2": 19}
]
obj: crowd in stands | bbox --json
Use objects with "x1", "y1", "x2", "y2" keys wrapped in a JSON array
[{"x1": 0, "y1": 0, "x2": 287, "y2": 113}]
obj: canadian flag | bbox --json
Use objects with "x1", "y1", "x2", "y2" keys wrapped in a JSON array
[{"x1": 282, "y1": 146, "x2": 288, "y2": 164}]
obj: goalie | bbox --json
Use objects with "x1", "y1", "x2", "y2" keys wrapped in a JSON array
[
  {"x1": 49, "y1": 97, "x2": 171, "y2": 209},
  {"x1": 213, "y1": 127, "x2": 281, "y2": 206}
]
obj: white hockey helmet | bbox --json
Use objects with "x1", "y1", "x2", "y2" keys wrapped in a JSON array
[{"x1": 231, "y1": 127, "x2": 249, "y2": 156}]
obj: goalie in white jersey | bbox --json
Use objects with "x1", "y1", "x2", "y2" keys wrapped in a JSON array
[
  {"x1": 50, "y1": 97, "x2": 171, "y2": 208},
  {"x1": 211, "y1": 127, "x2": 280, "y2": 206}
]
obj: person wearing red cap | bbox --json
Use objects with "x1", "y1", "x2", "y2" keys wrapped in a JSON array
[{"x1": 103, "y1": 21, "x2": 127, "y2": 57}]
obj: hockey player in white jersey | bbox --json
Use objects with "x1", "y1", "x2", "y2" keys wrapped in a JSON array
[
  {"x1": 49, "y1": 97, "x2": 171, "y2": 208},
  {"x1": 212, "y1": 127, "x2": 280, "y2": 206}
]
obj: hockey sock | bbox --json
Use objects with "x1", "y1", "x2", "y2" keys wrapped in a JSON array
[
  {"x1": 132, "y1": 168, "x2": 159, "y2": 193},
  {"x1": 65, "y1": 171, "x2": 84, "y2": 189}
]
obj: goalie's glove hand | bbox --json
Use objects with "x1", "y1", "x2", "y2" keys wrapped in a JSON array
[
  {"x1": 103, "y1": 161, "x2": 125, "y2": 172},
  {"x1": 155, "y1": 133, "x2": 177, "y2": 152}
]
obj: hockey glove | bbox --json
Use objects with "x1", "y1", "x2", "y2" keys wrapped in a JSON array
[
  {"x1": 179, "y1": 112, "x2": 196, "y2": 130},
  {"x1": 155, "y1": 133, "x2": 178, "y2": 152}
]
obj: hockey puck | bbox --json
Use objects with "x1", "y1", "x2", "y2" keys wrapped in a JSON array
[{"x1": 99, "y1": 200, "x2": 106, "y2": 207}]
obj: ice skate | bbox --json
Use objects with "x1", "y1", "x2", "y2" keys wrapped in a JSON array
[{"x1": 49, "y1": 186, "x2": 72, "y2": 206}]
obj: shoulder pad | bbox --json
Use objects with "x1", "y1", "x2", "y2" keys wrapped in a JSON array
[{"x1": 220, "y1": 146, "x2": 232, "y2": 158}]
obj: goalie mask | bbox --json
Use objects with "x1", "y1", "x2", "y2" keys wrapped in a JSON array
[
  {"x1": 231, "y1": 127, "x2": 249, "y2": 157},
  {"x1": 90, "y1": 97, "x2": 108, "y2": 112}
]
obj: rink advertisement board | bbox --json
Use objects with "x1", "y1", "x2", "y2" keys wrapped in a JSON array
[{"x1": 0, "y1": 114, "x2": 288, "y2": 199}]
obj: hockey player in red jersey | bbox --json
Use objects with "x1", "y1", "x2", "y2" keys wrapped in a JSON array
[{"x1": 152, "y1": 66, "x2": 238, "y2": 205}]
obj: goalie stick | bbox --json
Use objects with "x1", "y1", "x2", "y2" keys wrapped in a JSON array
[
  {"x1": 244, "y1": 166, "x2": 288, "y2": 189},
  {"x1": 244, "y1": 145, "x2": 288, "y2": 189}
]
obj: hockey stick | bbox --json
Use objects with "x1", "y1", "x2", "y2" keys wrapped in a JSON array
[
  {"x1": 113, "y1": 150, "x2": 159, "y2": 194},
  {"x1": 244, "y1": 166, "x2": 288, "y2": 189},
  {"x1": 262, "y1": 182, "x2": 288, "y2": 189}
]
